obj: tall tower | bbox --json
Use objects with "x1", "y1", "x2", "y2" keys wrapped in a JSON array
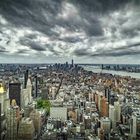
[
  {"x1": 24, "y1": 69, "x2": 29, "y2": 89},
  {"x1": 27, "y1": 78, "x2": 32, "y2": 103},
  {"x1": 35, "y1": 75, "x2": 38, "y2": 98},
  {"x1": 0, "y1": 103, "x2": 1, "y2": 140},
  {"x1": 114, "y1": 101, "x2": 121, "y2": 123},
  {"x1": 100, "y1": 97, "x2": 109, "y2": 117},
  {"x1": 6, "y1": 107, "x2": 18, "y2": 140},
  {"x1": 72, "y1": 59, "x2": 74, "y2": 67},
  {"x1": 109, "y1": 105, "x2": 115, "y2": 129},
  {"x1": 0, "y1": 83, "x2": 6, "y2": 114},
  {"x1": 9, "y1": 83, "x2": 21, "y2": 107},
  {"x1": 130, "y1": 113, "x2": 140, "y2": 138}
]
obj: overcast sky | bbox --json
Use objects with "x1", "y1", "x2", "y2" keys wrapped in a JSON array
[{"x1": 0, "y1": 0, "x2": 140, "y2": 64}]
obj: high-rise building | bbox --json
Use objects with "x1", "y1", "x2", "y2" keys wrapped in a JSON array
[
  {"x1": 41, "y1": 86, "x2": 49, "y2": 100},
  {"x1": 18, "y1": 117, "x2": 35, "y2": 140},
  {"x1": 84, "y1": 115, "x2": 91, "y2": 129},
  {"x1": 0, "y1": 83, "x2": 6, "y2": 114},
  {"x1": 26, "y1": 78, "x2": 32, "y2": 103},
  {"x1": 130, "y1": 113, "x2": 140, "y2": 138},
  {"x1": 109, "y1": 105, "x2": 115, "y2": 129},
  {"x1": 9, "y1": 83, "x2": 21, "y2": 107},
  {"x1": 6, "y1": 107, "x2": 18, "y2": 140},
  {"x1": 114, "y1": 101, "x2": 121, "y2": 123},
  {"x1": 100, "y1": 97, "x2": 109, "y2": 117},
  {"x1": 35, "y1": 75, "x2": 38, "y2": 98},
  {"x1": 100, "y1": 117, "x2": 111, "y2": 134},
  {"x1": 72, "y1": 59, "x2": 74, "y2": 67},
  {"x1": 30, "y1": 110, "x2": 41, "y2": 134},
  {"x1": 0, "y1": 103, "x2": 1, "y2": 140},
  {"x1": 105, "y1": 87, "x2": 111, "y2": 102},
  {"x1": 95, "y1": 93, "x2": 98, "y2": 107},
  {"x1": 21, "y1": 78, "x2": 32, "y2": 108},
  {"x1": 24, "y1": 69, "x2": 29, "y2": 89},
  {"x1": 98, "y1": 93, "x2": 103, "y2": 112},
  {"x1": 98, "y1": 128, "x2": 105, "y2": 140}
]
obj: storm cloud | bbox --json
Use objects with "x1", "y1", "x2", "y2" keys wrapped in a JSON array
[{"x1": 0, "y1": 0, "x2": 140, "y2": 63}]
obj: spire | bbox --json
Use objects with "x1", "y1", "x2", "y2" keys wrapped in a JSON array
[{"x1": 27, "y1": 78, "x2": 32, "y2": 86}]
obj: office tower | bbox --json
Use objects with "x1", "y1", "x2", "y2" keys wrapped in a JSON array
[
  {"x1": 6, "y1": 107, "x2": 18, "y2": 140},
  {"x1": 18, "y1": 118, "x2": 35, "y2": 140},
  {"x1": 0, "y1": 103, "x2": 1, "y2": 140},
  {"x1": 4, "y1": 99, "x2": 10, "y2": 115},
  {"x1": 109, "y1": 105, "x2": 115, "y2": 129},
  {"x1": 0, "y1": 83, "x2": 6, "y2": 114},
  {"x1": 9, "y1": 83, "x2": 21, "y2": 107},
  {"x1": 21, "y1": 89, "x2": 29, "y2": 108},
  {"x1": 21, "y1": 79, "x2": 32, "y2": 108},
  {"x1": 84, "y1": 116, "x2": 91, "y2": 129},
  {"x1": 100, "y1": 117, "x2": 111, "y2": 134},
  {"x1": 26, "y1": 78, "x2": 32, "y2": 103},
  {"x1": 98, "y1": 94, "x2": 103, "y2": 112},
  {"x1": 100, "y1": 97, "x2": 109, "y2": 117},
  {"x1": 88, "y1": 93, "x2": 94, "y2": 102},
  {"x1": 72, "y1": 59, "x2": 74, "y2": 67},
  {"x1": 98, "y1": 128, "x2": 105, "y2": 140},
  {"x1": 24, "y1": 69, "x2": 29, "y2": 89},
  {"x1": 114, "y1": 101, "x2": 121, "y2": 123},
  {"x1": 30, "y1": 110, "x2": 41, "y2": 134},
  {"x1": 105, "y1": 88, "x2": 107, "y2": 98},
  {"x1": 130, "y1": 113, "x2": 140, "y2": 138},
  {"x1": 41, "y1": 87, "x2": 49, "y2": 100},
  {"x1": 35, "y1": 75, "x2": 38, "y2": 98},
  {"x1": 95, "y1": 93, "x2": 98, "y2": 107},
  {"x1": 105, "y1": 87, "x2": 111, "y2": 102}
]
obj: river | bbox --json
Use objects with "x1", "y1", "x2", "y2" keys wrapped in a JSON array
[{"x1": 83, "y1": 66, "x2": 140, "y2": 79}]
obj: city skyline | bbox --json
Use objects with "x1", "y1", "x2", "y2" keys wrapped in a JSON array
[{"x1": 0, "y1": 0, "x2": 140, "y2": 64}]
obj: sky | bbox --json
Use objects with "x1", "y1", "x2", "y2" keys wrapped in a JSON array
[{"x1": 0, "y1": 0, "x2": 140, "y2": 64}]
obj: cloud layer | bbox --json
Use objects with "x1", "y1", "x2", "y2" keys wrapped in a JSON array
[{"x1": 0, "y1": 0, "x2": 140, "y2": 63}]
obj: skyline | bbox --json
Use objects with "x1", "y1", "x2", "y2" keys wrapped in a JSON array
[{"x1": 0, "y1": 0, "x2": 140, "y2": 64}]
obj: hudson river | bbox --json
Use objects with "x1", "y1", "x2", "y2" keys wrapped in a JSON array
[{"x1": 83, "y1": 66, "x2": 140, "y2": 79}]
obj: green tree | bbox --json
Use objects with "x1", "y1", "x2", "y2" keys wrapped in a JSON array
[{"x1": 37, "y1": 99, "x2": 51, "y2": 114}]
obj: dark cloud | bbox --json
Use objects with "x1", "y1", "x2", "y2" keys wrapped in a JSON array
[
  {"x1": 0, "y1": 46, "x2": 8, "y2": 53},
  {"x1": 92, "y1": 49, "x2": 140, "y2": 57},
  {"x1": 73, "y1": 42, "x2": 140, "y2": 57},
  {"x1": 73, "y1": 48, "x2": 91, "y2": 56},
  {"x1": 0, "y1": 0, "x2": 104, "y2": 37},
  {"x1": 15, "y1": 49, "x2": 28, "y2": 54},
  {"x1": 46, "y1": 44, "x2": 60, "y2": 56},
  {"x1": 71, "y1": 0, "x2": 133, "y2": 13},
  {"x1": 20, "y1": 38, "x2": 46, "y2": 51},
  {"x1": 59, "y1": 37, "x2": 83, "y2": 43},
  {"x1": 0, "y1": 0, "x2": 140, "y2": 63}
]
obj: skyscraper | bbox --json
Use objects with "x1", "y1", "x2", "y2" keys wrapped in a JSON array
[
  {"x1": 100, "y1": 97, "x2": 109, "y2": 117},
  {"x1": 0, "y1": 83, "x2": 6, "y2": 114},
  {"x1": 72, "y1": 59, "x2": 74, "y2": 67},
  {"x1": 109, "y1": 105, "x2": 115, "y2": 129},
  {"x1": 0, "y1": 103, "x2": 1, "y2": 140},
  {"x1": 9, "y1": 83, "x2": 21, "y2": 107},
  {"x1": 100, "y1": 117, "x2": 111, "y2": 134},
  {"x1": 24, "y1": 69, "x2": 29, "y2": 89},
  {"x1": 130, "y1": 113, "x2": 140, "y2": 138},
  {"x1": 114, "y1": 101, "x2": 121, "y2": 123},
  {"x1": 35, "y1": 75, "x2": 38, "y2": 98}
]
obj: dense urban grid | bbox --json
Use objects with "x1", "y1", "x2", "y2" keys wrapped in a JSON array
[{"x1": 0, "y1": 61, "x2": 140, "y2": 140}]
